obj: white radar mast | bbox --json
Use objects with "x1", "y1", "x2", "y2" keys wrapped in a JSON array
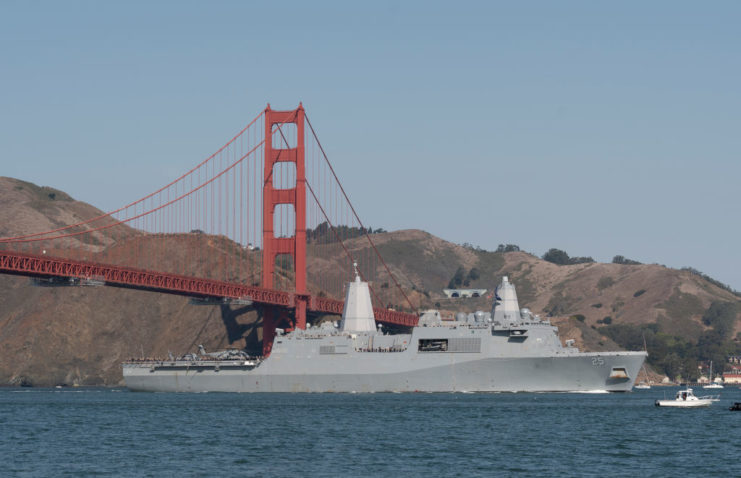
[{"x1": 339, "y1": 261, "x2": 377, "y2": 332}]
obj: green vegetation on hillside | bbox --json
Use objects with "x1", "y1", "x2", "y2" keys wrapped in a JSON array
[
  {"x1": 542, "y1": 248, "x2": 594, "y2": 265},
  {"x1": 545, "y1": 290, "x2": 577, "y2": 317},
  {"x1": 702, "y1": 301, "x2": 738, "y2": 337},
  {"x1": 612, "y1": 255, "x2": 642, "y2": 265},
  {"x1": 448, "y1": 266, "x2": 466, "y2": 288},
  {"x1": 597, "y1": 276, "x2": 615, "y2": 290},
  {"x1": 601, "y1": 300, "x2": 740, "y2": 381},
  {"x1": 682, "y1": 267, "x2": 741, "y2": 298},
  {"x1": 306, "y1": 222, "x2": 378, "y2": 244},
  {"x1": 661, "y1": 291, "x2": 705, "y2": 326},
  {"x1": 447, "y1": 267, "x2": 481, "y2": 289},
  {"x1": 11, "y1": 178, "x2": 74, "y2": 203}
]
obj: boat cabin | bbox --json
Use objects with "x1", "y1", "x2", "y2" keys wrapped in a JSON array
[{"x1": 675, "y1": 388, "x2": 696, "y2": 401}]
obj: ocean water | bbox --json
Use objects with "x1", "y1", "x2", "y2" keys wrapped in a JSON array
[{"x1": 2, "y1": 387, "x2": 740, "y2": 477}]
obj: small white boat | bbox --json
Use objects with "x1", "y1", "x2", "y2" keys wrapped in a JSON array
[
  {"x1": 655, "y1": 388, "x2": 719, "y2": 408},
  {"x1": 634, "y1": 364, "x2": 651, "y2": 389},
  {"x1": 703, "y1": 361, "x2": 724, "y2": 389},
  {"x1": 703, "y1": 382, "x2": 724, "y2": 389}
]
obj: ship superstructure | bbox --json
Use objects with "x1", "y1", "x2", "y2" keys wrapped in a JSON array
[{"x1": 123, "y1": 275, "x2": 647, "y2": 393}]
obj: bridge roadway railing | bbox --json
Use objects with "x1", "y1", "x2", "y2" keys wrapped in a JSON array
[{"x1": 0, "y1": 250, "x2": 418, "y2": 328}]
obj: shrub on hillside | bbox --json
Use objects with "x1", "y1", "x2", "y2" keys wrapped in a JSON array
[
  {"x1": 570, "y1": 256, "x2": 595, "y2": 264},
  {"x1": 612, "y1": 255, "x2": 642, "y2": 265},
  {"x1": 448, "y1": 266, "x2": 466, "y2": 289},
  {"x1": 597, "y1": 276, "x2": 615, "y2": 290},
  {"x1": 543, "y1": 248, "x2": 594, "y2": 266},
  {"x1": 447, "y1": 267, "x2": 482, "y2": 289},
  {"x1": 545, "y1": 291, "x2": 575, "y2": 316},
  {"x1": 611, "y1": 297, "x2": 625, "y2": 312},
  {"x1": 543, "y1": 248, "x2": 570, "y2": 265}
]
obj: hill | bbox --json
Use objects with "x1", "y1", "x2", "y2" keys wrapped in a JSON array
[
  {"x1": 0, "y1": 177, "x2": 739, "y2": 385},
  {"x1": 0, "y1": 177, "x2": 132, "y2": 250}
]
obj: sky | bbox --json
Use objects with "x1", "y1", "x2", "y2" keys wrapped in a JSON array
[{"x1": 1, "y1": 1, "x2": 740, "y2": 290}]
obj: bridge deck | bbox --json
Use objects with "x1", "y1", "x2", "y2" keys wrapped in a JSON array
[{"x1": 0, "y1": 250, "x2": 418, "y2": 327}]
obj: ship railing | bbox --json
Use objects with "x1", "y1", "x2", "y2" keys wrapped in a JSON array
[
  {"x1": 123, "y1": 355, "x2": 261, "y2": 365},
  {"x1": 355, "y1": 347, "x2": 407, "y2": 353}
]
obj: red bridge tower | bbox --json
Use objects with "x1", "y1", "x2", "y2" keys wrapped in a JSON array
[{"x1": 261, "y1": 104, "x2": 307, "y2": 355}]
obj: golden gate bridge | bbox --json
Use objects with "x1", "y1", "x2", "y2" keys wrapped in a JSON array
[{"x1": 0, "y1": 104, "x2": 418, "y2": 356}]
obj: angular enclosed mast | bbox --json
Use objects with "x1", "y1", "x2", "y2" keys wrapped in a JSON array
[
  {"x1": 492, "y1": 276, "x2": 520, "y2": 325},
  {"x1": 339, "y1": 262, "x2": 376, "y2": 332}
]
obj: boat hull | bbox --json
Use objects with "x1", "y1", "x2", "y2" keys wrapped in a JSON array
[
  {"x1": 123, "y1": 352, "x2": 646, "y2": 393},
  {"x1": 655, "y1": 400, "x2": 713, "y2": 408}
]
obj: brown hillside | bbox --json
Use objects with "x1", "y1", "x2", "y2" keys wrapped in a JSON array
[
  {"x1": 306, "y1": 231, "x2": 741, "y2": 350},
  {"x1": 1, "y1": 178, "x2": 740, "y2": 386},
  {"x1": 0, "y1": 177, "x2": 134, "y2": 251}
]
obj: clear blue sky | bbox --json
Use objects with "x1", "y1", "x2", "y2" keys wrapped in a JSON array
[{"x1": 2, "y1": 1, "x2": 740, "y2": 290}]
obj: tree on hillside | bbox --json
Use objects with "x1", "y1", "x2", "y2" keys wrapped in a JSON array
[
  {"x1": 696, "y1": 330, "x2": 727, "y2": 371},
  {"x1": 701, "y1": 301, "x2": 738, "y2": 337},
  {"x1": 543, "y1": 248, "x2": 594, "y2": 265},
  {"x1": 307, "y1": 222, "x2": 381, "y2": 243},
  {"x1": 543, "y1": 248, "x2": 571, "y2": 265},
  {"x1": 448, "y1": 266, "x2": 466, "y2": 289},
  {"x1": 496, "y1": 244, "x2": 520, "y2": 253},
  {"x1": 612, "y1": 255, "x2": 642, "y2": 265},
  {"x1": 569, "y1": 256, "x2": 595, "y2": 264}
]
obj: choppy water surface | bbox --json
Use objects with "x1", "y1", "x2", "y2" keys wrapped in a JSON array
[{"x1": 2, "y1": 387, "x2": 740, "y2": 477}]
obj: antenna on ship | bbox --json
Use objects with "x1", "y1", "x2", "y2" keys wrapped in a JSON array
[{"x1": 353, "y1": 261, "x2": 360, "y2": 282}]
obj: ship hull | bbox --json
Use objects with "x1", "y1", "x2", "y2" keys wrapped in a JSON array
[{"x1": 123, "y1": 351, "x2": 646, "y2": 393}]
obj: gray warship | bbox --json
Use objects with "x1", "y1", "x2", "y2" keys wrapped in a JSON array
[{"x1": 123, "y1": 274, "x2": 647, "y2": 392}]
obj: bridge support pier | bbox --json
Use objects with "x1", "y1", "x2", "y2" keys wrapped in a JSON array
[
  {"x1": 295, "y1": 295, "x2": 307, "y2": 330},
  {"x1": 262, "y1": 307, "x2": 276, "y2": 357}
]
